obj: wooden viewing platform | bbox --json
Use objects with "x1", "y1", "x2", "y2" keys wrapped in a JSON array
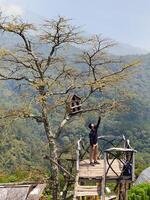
[
  {"x1": 79, "y1": 159, "x2": 121, "y2": 180},
  {"x1": 75, "y1": 159, "x2": 121, "y2": 198},
  {"x1": 73, "y1": 136, "x2": 136, "y2": 200}
]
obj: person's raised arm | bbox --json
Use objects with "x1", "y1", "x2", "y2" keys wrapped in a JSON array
[{"x1": 96, "y1": 116, "x2": 101, "y2": 129}]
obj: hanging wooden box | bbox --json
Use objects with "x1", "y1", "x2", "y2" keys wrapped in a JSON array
[{"x1": 66, "y1": 94, "x2": 82, "y2": 114}]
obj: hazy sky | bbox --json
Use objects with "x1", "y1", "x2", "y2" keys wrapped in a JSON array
[{"x1": 0, "y1": 0, "x2": 150, "y2": 50}]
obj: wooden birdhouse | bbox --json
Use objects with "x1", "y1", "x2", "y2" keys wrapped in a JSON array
[{"x1": 66, "y1": 94, "x2": 82, "y2": 114}]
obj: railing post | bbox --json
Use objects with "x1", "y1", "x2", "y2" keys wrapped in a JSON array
[
  {"x1": 101, "y1": 151, "x2": 106, "y2": 200},
  {"x1": 132, "y1": 152, "x2": 135, "y2": 182},
  {"x1": 76, "y1": 149, "x2": 79, "y2": 172},
  {"x1": 76, "y1": 138, "x2": 81, "y2": 172},
  {"x1": 123, "y1": 135, "x2": 126, "y2": 148}
]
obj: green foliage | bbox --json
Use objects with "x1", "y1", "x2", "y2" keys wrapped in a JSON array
[
  {"x1": 0, "y1": 166, "x2": 48, "y2": 183},
  {"x1": 128, "y1": 183, "x2": 150, "y2": 200},
  {"x1": 0, "y1": 119, "x2": 49, "y2": 172}
]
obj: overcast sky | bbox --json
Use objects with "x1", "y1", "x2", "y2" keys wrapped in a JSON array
[{"x1": 0, "y1": 0, "x2": 150, "y2": 50}]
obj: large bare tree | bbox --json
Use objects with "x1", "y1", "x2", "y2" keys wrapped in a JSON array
[{"x1": 0, "y1": 15, "x2": 138, "y2": 199}]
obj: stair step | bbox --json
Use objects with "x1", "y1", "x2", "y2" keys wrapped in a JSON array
[
  {"x1": 75, "y1": 191, "x2": 100, "y2": 197},
  {"x1": 75, "y1": 185, "x2": 101, "y2": 197}
]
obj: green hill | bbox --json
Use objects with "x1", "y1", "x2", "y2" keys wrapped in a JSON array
[{"x1": 0, "y1": 33, "x2": 150, "y2": 178}]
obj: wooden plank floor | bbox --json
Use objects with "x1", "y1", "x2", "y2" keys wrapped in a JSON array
[{"x1": 79, "y1": 159, "x2": 121, "y2": 179}]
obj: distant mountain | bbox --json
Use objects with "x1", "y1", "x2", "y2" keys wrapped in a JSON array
[
  {"x1": 0, "y1": 19, "x2": 149, "y2": 56},
  {"x1": 1, "y1": 6, "x2": 149, "y2": 56},
  {"x1": 109, "y1": 42, "x2": 149, "y2": 56}
]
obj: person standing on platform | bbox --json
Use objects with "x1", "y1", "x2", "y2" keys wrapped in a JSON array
[{"x1": 88, "y1": 116, "x2": 101, "y2": 166}]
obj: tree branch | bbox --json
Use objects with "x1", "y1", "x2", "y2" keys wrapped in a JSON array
[
  {"x1": 44, "y1": 155, "x2": 75, "y2": 178},
  {"x1": 0, "y1": 72, "x2": 33, "y2": 82}
]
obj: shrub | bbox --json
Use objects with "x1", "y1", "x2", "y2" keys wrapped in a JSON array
[{"x1": 128, "y1": 183, "x2": 150, "y2": 200}]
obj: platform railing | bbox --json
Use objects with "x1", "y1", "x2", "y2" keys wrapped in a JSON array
[
  {"x1": 76, "y1": 135, "x2": 128, "y2": 171},
  {"x1": 101, "y1": 147, "x2": 136, "y2": 200}
]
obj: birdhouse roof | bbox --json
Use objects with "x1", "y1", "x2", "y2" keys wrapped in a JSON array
[{"x1": 67, "y1": 94, "x2": 81, "y2": 102}]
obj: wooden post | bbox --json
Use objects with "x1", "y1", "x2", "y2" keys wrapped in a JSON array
[
  {"x1": 118, "y1": 180, "x2": 128, "y2": 200},
  {"x1": 96, "y1": 181, "x2": 101, "y2": 200},
  {"x1": 125, "y1": 181, "x2": 128, "y2": 200},
  {"x1": 101, "y1": 152, "x2": 106, "y2": 200},
  {"x1": 118, "y1": 181, "x2": 123, "y2": 200},
  {"x1": 77, "y1": 149, "x2": 80, "y2": 172},
  {"x1": 77, "y1": 138, "x2": 81, "y2": 171},
  {"x1": 132, "y1": 152, "x2": 135, "y2": 182}
]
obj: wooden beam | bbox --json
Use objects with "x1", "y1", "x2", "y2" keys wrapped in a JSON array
[
  {"x1": 26, "y1": 184, "x2": 46, "y2": 200},
  {"x1": 44, "y1": 155, "x2": 75, "y2": 178}
]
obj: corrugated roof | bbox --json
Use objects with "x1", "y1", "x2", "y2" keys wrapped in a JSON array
[
  {"x1": 0, "y1": 183, "x2": 46, "y2": 200},
  {"x1": 135, "y1": 167, "x2": 150, "y2": 185}
]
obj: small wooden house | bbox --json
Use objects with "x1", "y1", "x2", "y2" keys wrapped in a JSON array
[{"x1": 66, "y1": 94, "x2": 82, "y2": 114}]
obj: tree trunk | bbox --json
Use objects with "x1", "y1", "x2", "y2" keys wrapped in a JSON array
[
  {"x1": 49, "y1": 138, "x2": 60, "y2": 200},
  {"x1": 41, "y1": 102, "x2": 60, "y2": 199},
  {"x1": 61, "y1": 181, "x2": 70, "y2": 200}
]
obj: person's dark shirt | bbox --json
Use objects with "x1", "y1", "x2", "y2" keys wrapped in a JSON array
[{"x1": 89, "y1": 117, "x2": 101, "y2": 146}]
